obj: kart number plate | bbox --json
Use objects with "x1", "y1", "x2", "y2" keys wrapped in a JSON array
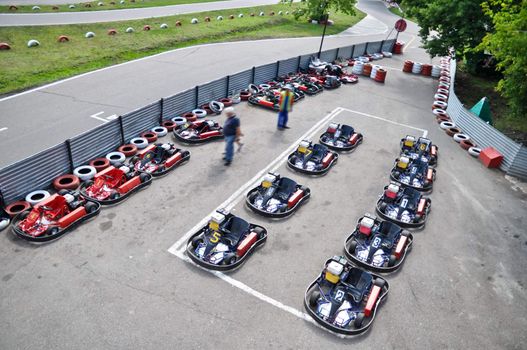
[
  {"x1": 420, "y1": 143, "x2": 427, "y2": 151},
  {"x1": 372, "y1": 236, "x2": 382, "y2": 249},
  {"x1": 400, "y1": 198, "x2": 408, "y2": 209},
  {"x1": 335, "y1": 290, "x2": 345, "y2": 302},
  {"x1": 95, "y1": 177, "x2": 105, "y2": 187},
  {"x1": 209, "y1": 231, "x2": 221, "y2": 244},
  {"x1": 27, "y1": 212, "x2": 39, "y2": 222}
]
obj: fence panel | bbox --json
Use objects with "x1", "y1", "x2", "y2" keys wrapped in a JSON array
[
  {"x1": 299, "y1": 54, "x2": 314, "y2": 70},
  {"x1": 366, "y1": 41, "x2": 382, "y2": 54},
  {"x1": 70, "y1": 120, "x2": 122, "y2": 168},
  {"x1": 382, "y1": 39, "x2": 395, "y2": 52},
  {"x1": 228, "y1": 69, "x2": 252, "y2": 94},
  {"x1": 352, "y1": 43, "x2": 367, "y2": 57},
  {"x1": 122, "y1": 101, "x2": 162, "y2": 141},
  {"x1": 320, "y1": 49, "x2": 338, "y2": 63},
  {"x1": 507, "y1": 147, "x2": 527, "y2": 180},
  {"x1": 254, "y1": 63, "x2": 278, "y2": 84},
  {"x1": 0, "y1": 143, "x2": 70, "y2": 203},
  {"x1": 197, "y1": 78, "x2": 228, "y2": 107},
  {"x1": 278, "y1": 57, "x2": 299, "y2": 77},
  {"x1": 162, "y1": 89, "x2": 196, "y2": 120},
  {"x1": 337, "y1": 46, "x2": 353, "y2": 59}
]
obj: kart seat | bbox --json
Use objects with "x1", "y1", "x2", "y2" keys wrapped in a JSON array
[
  {"x1": 222, "y1": 216, "x2": 250, "y2": 246},
  {"x1": 401, "y1": 188, "x2": 421, "y2": 208},
  {"x1": 311, "y1": 144, "x2": 327, "y2": 162},
  {"x1": 343, "y1": 268, "x2": 373, "y2": 303},
  {"x1": 339, "y1": 125, "x2": 355, "y2": 139},
  {"x1": 276, "y1": 178, "x2": 298, "y2": 201},
  {"x1": 379, "y1": 221, "x2": 401, "y2": 241}
]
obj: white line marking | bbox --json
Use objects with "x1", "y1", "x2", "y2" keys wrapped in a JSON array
[
  {"x1": 106, "y1": 114, "x2": 118, "y2": 120},
  {"x1": 89, "y1": 111, "x2": 108, "y2": 123},
  {"x1": 167, "y1": 107, "x2": 343, "y2": 255},
  {"x1": 404, "y1": 35, "x2": 416, "y2": 50},
  {"x1": 0, "y1": 127, "x2": 7, "y2": 133},
  {"x1": 168, "y1": 107, "x2": 427, "y2": 337}
]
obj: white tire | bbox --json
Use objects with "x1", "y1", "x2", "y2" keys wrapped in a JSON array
[
  {"x1": 130, "y1": 137, "x2": 148, "y2": 149},
  {"x1": 32, "y1": 5, "x2": 40, "y2": 10},
  {"x1": 209, "y1": 101, "x2": 224, "y2": 114},
  {"x1": 192, "y1": 109, "x2": 208, "y2": 118},
  {"x1": 432, "y1": 108, "x2": 447, "y2": 116},
  {"x1": 248, "y1": 83, "x2": 259, "y2": 94},
  {"x1": 151, "y1": 126, "x2": 168, "y2": 137},
  {"x1": 217, "y1": 16, "x2": 223, "y2": 20},
  {"x1": 27, "y1": 39, "x2": 40, "y2": 48},
  {"x1": 25, "y1": 190, "x2": 50, "y2": 206},
  {"x1": 126, "y1": 27, "x2": 134, "y2": 33},
  {"x1": 191, "y1": 18, "x2": 199, "y2": 24},
  {"x1": 85, "y1": 32, "x2": 95, "y2": 38},
  {"x1": 171, "y1": 117, "x2": 187, "y2": 125},
  {"x1": 259, "y1": 84, "x2": 271, "y2": 90},
  {"x1": 106, "y1": 152, "x2": 126, "y2": 165},
  {"x1": 74, "y1": 165, "x2": 97, "y2": 181},
  {"x1": 453, "y1": 133, "x2": 470, "y2": 143},
  {"x1": 433, "y1": 100, "x2": 448, "y2": 109},
  {"x1": 0, "y1": 218, "x2": 10, "y2": 231},
  {"x1": 440, "y1": 121, "x2": 456, "y2": 130},
  {"x1": 468, "y1": 147, "x2": 482, "y2": 157},
  {"x1": 160, "y1": 23, "x2": 168, "y2": 29}
]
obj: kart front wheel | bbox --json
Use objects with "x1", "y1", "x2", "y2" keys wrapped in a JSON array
[
  {"x1": 85, "y1": 202, "x2": 98, "y2": 214},
  {"x1": 191, "y1": 236, "x2": 202, "y2": 249},
  {"x1": 46, "y1": 227, "x2": 59, "y2": 236},
  {"x1": 139, "y1": 173, "x2": 149, "y2": 183},
  {"x1": 388, "y1": 254, "x2": 396, "y2": 267},
  {"x1": 309, "y1": 290, "x2": 320, "y2": 307},
  {"x1": 110, "y1": 192, "x2": 120, "y2": 200},
  {"x1": 347, "y1": 239, "x2": 357, "y2": 253},
  {"x1": 354, "y1": 312, "x2": 365, "y2": 328}
]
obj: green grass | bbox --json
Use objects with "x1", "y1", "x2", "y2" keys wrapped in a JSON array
[
  {"x1": 0, "y1": 0, "x2": 224, "y2": 13},
  {"x1": 0, "y1": 4, "x2": 365, "y2": 95},
  {"x1": 387, "y1": 3, "x2": 417, "y2": 23},
  {"x1": 455, "y1": 62, "x2": 527, "y2": 143}
]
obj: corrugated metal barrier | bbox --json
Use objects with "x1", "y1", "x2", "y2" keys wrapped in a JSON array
[
  {"x1": 447, "y1": 59, "x2": 526, "y2": 179},
  {"x1": 0, "y1": 39, "x2": 395, "y2": 203}
]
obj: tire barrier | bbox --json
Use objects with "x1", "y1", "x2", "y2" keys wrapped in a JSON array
[
  {"x1": 108, "y1": 29, "x2": 117, "y2": 35},
  {"x1": 402, "y1": 60, "x2": 413, "y2": 73},
  {"x1": 382, "y1": 51, "x2": 393, "y2": 58},
  {"x1": 460, "y1": 139, "x2": 476, "y2": 150},
  {"x1": 0, "y1": 43, "x2": 11, "y2": 50},
  {"x1": 85, "y1": 32, "x2": 95, "y2": 38},
  {"x1": 411, "y1": 62, "x2": 422, "y2": 74},
  {"x1": 446, "y1": 127, "x2": 461, "y2": 137},
  {"x1": 370, "y1": 65, "x2": 381, "y2": 79},
  {"x1": 27, "y1": 40, "x2": 40, "y2": 48},
  {"x1": 431, "y1": 65, "x2": 441, "y2": 77},
  {"x1": 229, "y1": 15, "x2": 235, "y2": 19},
  {"x1": 143, "y1": 25, "x2": 151, "y2": 31},
  {"x1": 191, "y1": 18, "x2": 199, "y2": 24},
  {"x1": 58, "y1": 35, "x2": 70, "y2": 43},
  {"x1": 434, "y1": 93, "x2": 448, "y2": 102},
  {"x1": 118, "y1": 144, "x2": 138, "y2": 157},
  {"x1": 393, "y1": 41, "x2": 404, "y2": 54},
  {"x1": 53, "y1": 174, "x2": 80, "y2": 191},
  {"x1": 74, "y1": 165, "x2": 97, "y2": 181},
  {"x1": 69, "y1": 4, "x2": 75, "y2": 8},
  {"x1": 440, "y1": 121, "x2": 456, "y2": 130},
  {"x1": 421, "y1": 64, "x2": 432, "y2": 76},
  {"x1": 363, "y1": 63, "x2": 372, "y2": 77},
  {"x1": 171, "y1": 116, "x2": 187, "y2": 125},
  {"x1": 374, "y1": 68, "x2": 387, "y2": 83},
  {"x1": 437, "y1": 88, "x2": 449, "y2": 96},
  {"x1": 32, "y1": 5, "x2": 41, "y2": 10},
  {"x1": 162, "y1": 120, "x2": 177, "y2": 131},
  {"x1": 209, "y1": 101, "x2": 224, "y2": 114},
  {"x1": 9, "y1": 5, "x2": 18, "y2": 10},
  {"x1": 126, "y1": 27, "x2": 134, "y2": 33},
  {"x1": 240, "y1": 90, "x2": 252, "y2": 101},
  {"x1": 141, "y1": 131, "x2": 158, "y2": 143},
  {"x1": 130, "y1": 137, "x2": 149, "y2": 149},
  {"x1": 200, "y1": 104, "x2": 214, "y2": 115},
  {"x1": 238, "y1": 13, "x2": 244, "y2": 18},
  {"x1": 97, "y1": 2, "x2": 104, "y2": 6},
  {"x1": 250, "y1": 13, "x2": 255, "y2": 17},
  {"x1": 248, "y1": 84, "x2": 259, "y2": 94},
  {"x1": 89, "y1": 157, "x2": 111, "y2": 172},
  {"x1": 259, "y1": 11, "x2": 265, "y2": 16},
  {"x1": 439, "y1": 76, "x2": 451, "y2": 84},
  {"x1": 25, "y1": 190, "x2": 50, "y2": 206},
  {"x1": 5, "y1": 201, "x2": 31, "y2": 218},
  {"x1": 219, "y1": 98, "x2": 233, "y2": 107},
  {"x1": 468, "y1": 147, "x2": 482, "y2": 157},
  {"x1": 181, "y1": 112, "x2": 196, "y2": 121},
  {"x1": 160, "y1": 23, "x2": 168, "y2": 29},
  {"x1": 106, "y1": 151, "x2": 126, "y2": 165},
  {"x1": 352, "y1": 61, "x2": 364, "y2": 75},
  {"x1": 453, "y1": 133, "x2": 470, "y2": 143},
  {"x1": 436, "y1": 115, "x2": 451, "y2": 123},
  {"x1": 175, "y1": 21, "x2": 182, "y2": 26},
  {"x1": 192, "y1": 109, "x2": 208, "y2": 119},
  {"x1": 85, "y1": 3, "x2": 92, "y2": 7},
  {"x1": 205, "y1": 17, "x2": 211, "y2": 22},
  {"x1": 217, "y1": 16, "x2": 223, "y2": 21},
  {"x1": 433, "y1": 100, "x2": 448, "y2": 110},
  {"x1": 432, "y1": 107, "x2": 449, "y2": 118},
  {"x1": 151, "y1": 126, "x2": 168, "y2": 137}
]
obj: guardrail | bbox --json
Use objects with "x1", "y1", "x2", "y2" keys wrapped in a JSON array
[
  {"x1": 447, "y1": 60, "x2": 527, "y2": 180},
  {"x1": 0, "y1": 39, "x2": 396, "y2": 205}
]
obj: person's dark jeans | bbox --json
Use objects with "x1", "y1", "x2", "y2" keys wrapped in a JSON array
[
  {"x1": 224, "y1": 135, "x2": 235, "y2": 162},
  {"x1": 278, "y1": 110, "x2": 289, "y2": 128}
]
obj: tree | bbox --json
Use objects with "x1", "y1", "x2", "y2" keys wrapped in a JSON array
[
  {"x1": 478, "y1": 0, "x2": 527, "y2": 119},
  {"x1": 290, "y1": 0, "x2": 357, "y2": 21},
  {"x1": 402, "y1": 0, "x2": 493, "y2": 58}
]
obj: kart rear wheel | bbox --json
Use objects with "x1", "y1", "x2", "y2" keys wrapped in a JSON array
[
  {"x1": 223, "y1": 253, "x2": 236, "y2": 265},
  {"x1": 85, "y1": 202, "x2": 97, "y2": 214},
  {"x1": 414, "y1": 214, "x2": 422, "y2": 223},
  {"x1": 110, "y1": 192, "x2": 120, "y2": 200},
  {"x1": 354, "y1": 312, "x2": 365, "y2": 328},
  {"x1": 373, "y1": 278, "x2": 386, "y2": 289},
  {"x1": 309, "y1": 290, "x2": 320, "y2": 307},
  {"x1": 253, "y1": 226, "x2": 265, "y2": 239},
  {"x1": 139, "y1": 173, "x2": 149, "y2": 183},
  {"x1": 347, "y1": 239, "x2": 357, "y2": 253},
  {"x1": 388, "y1": 254, "x2": 396, "y2": 267},
  {"x1": 191, "y1": 236, "x2": 202, "y2": 248},
  {"x1": 46, "y1": 227, "x2": 59, "y2": 236},
  {"x1": 379, "y1": 202, "x2": 387, "y2": 212}
]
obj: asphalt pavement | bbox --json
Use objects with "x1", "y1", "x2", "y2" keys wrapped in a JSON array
[
  {"x1": 0, "y1": 0, "x2": 407, "y2": 168},
  {"x1": 1, "y1": 0, "x2": 284, "y2": 26}
]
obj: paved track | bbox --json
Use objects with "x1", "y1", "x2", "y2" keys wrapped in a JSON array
[
  {"x1": 0, "y1": 0, "x2": 404, "y2": 168},
  {"x1": 1, "y1": 0, "x2": 282, "y2": 26}
]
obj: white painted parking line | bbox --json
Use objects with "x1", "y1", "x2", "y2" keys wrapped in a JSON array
[
  {"x1": 0, "y1": 127, "x2": 7, "y2": 133},
  {"x1": 167, "y1": 107, "x2": 427, "y2": 337},
  {"x1": 106, "y1": 114, "x2": 118, "y2": 120},
  {"x1": 89, "y1": 111, "x2": 108, "y2": 123}
]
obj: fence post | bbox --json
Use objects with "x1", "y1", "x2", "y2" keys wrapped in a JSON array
[
  {"x1": 225, "y1": 75, "x2": 230, "y2": 97},
  {"x1": 195, "y1": 85, "x2": 199, "y2": 109},
  {"x1": 364, "y1": 42, "x2": 369, "y2": 55},
  {"x1": 275, "y1": 61, "x2": 280, "y2": 78},
  {"x1": 251, "y1": 66, "x2": 256, "y2": 84},
  {"x1": 118, "y1": 116, "x2": 125, "y2": 144},
  {"x1": 351, "y1": 45, "x2": 355, "y2": 58},
  {"x1": 297, "y1": 55, "x2": 301, "y2": 72},
  {"x1": 65, "y1": 140, "x2": 75, "y2": 171},
  {"x1": 336, "y1": 47, "x2": 341, "y2": 59},
  {"x1": 379, "y1": 40, "x2": 385, "y2": 53},
  {"x1": 159, "y1": 98, "x2": 164, "y2": 124}
]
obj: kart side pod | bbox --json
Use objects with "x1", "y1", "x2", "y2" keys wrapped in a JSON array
[
  {"x1": 200, "y1": 130, "x2": 222, "y2": 139},
  {"x1": 165, "y1": 152, "x2": 183, "y2": 168},
  {"x1": 349, "y1": 133, "x2": 359, "y2": 145},
  {"x1": 288, "y1": 189, "x2": 304, "y2": 208},
  {"x1": 57, "y1": 207, "x2": 87, "y2": 228},
  {"x1": 394, "y1": 235, "x2": 408, "y2": 259},
  {"x1": 322, "y1": 153, "x2": 333, "y2": 168},
  {"x1": 118, "y1": 175, "x2": 141, "y2": 194},
  {"x1": 236, "y1": 231, "x2": 258, "y2": 257},
  {"x1": 417, "y1": 198, "x2": 426, "y2": 215},
  {"x1": 364, "y1": 285, "x2": 382, "y2": 317}
]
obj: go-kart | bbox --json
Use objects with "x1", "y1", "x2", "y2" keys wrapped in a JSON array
[
  {"x1": 11, "y1": 191, "x2": 101, "y2": 243},
  {"x1": 390, "y1": 156, "x2": 436, "y2": 192},
  {"x1": 128, "y1": 143, "x2": 190, "y2": 177},
  {"x1": 80, "y1": 164, "x2": 152, "y2": 205},
  {"x1": 173, "y1": 120, "x2": 224, "y2": 144},
  {"x1": 319, "y1": 123, "x2": 363, "y2": 151},
  {"x1": 344, "y1": 214, "x2": 413, "y2": 273},
  {"x1": 287, "y1": 140, "x2": 338, "y2": 175},
  {"x1": 0, "y1": 205, "x2": 10, "y2": 232},
  {"x1": 304, "y1": 256, "x2": 389, "y2": 336},
  {"x1": 186, "y1": 210, "x2": 267, "y2": 271},
  {"x1": 291, "y1": 78, "x2": 323, "y2": 95},
  {"x1": 246, "y1": 172, "x2": 310, "y2": 218},
  {"x1": 400, "y1": 135, "x2": 438, "y2": 166},
  {"x1": 248, "y1": 88, "x2": 304, "y2": 111},
  {"x1": 376, "y1": 183, "x2": 431, "y2": 229}
]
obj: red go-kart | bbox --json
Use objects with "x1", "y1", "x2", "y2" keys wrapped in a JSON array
[
  {"x1": 12, "y1": 191, "x2": 101, "y2": 243},
  {"x1": 80, "y1": 164, "x2": 152, "y2": 205},
  {"x1": 129, "y1": 143, "x2": 191, "y2": 177}
]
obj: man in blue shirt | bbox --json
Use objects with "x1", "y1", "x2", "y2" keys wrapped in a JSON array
[{"x1": 223, "y1": 107, "x2": 242, "y2": 166}]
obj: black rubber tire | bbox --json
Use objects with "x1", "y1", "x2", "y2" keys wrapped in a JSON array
[
  {"x1": 139, "y1": 173, "x2": 149, "y2": 183},
  {"x1": 110, "y1": 192, "x2": 120, "y2": 200},
  {"x1": 85, "y1": 202, "x2": 97, "y2": 214},
  {"x1": 388, "y1": 255, "x2": 396, "y2": 266},
  {"x1": 373, "y1": 278, "x2": 386, "y2": 289},
  {"x1": 191, "y1": 236, "x2": 202, "y2": 249},
  {"x1": 58, "y1": 189, "x2": 69, "y2": 196},
  {"x1": 253, "y1": 226, "x2": 265, "y2": 239},
  {"x1": 309, "y1": 290, "x2": 320, "y2": 307},
  {"x1": 414, "y1": 214, "x2": 422, "y2": 223},
  {"x1": 379, "y1": 202, "x2": 387, "y2": 212},
  {"x1": 354, "y1": 312, "x2": 365, "y2": 328},
  {"x1": 113, "y1": 161, "x2": 123, "y2": 169},
  {"x1": 46, "y1": 227, "x2": 59, "y2": 236},
  {"x1": 348, "y1": 239, "x2": 358, "y2": 253}
]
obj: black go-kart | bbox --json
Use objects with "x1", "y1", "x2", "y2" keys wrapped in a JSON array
[
  {"x1": 186, "y1": 210, "x2": 267, "y2": 271},
  {"x1": 321, "y1": 75, "x2": 342, "y2": 89},
  {"x1": 246, "y1": 172, "x2": 310, "y2": 218},
  {"x1": 390, "y1": 156, "x2": 436, "y2": 192},
  {"x1": 400, "y1": 135, "x2": 438, "y2": 167},
  {"x1": 248, "y1": 88, "x2": 304, "y2": 111},
  {"x1": 344, "y1": 214, "x2": 413, "y2": 273},
  {"x1": 319, "y1": 123, "x2": 363, "y2": 152},
  {"x1": 173, "y1": 120, "x2": 224, "y2": 144},
  {"x1": 304, "y1": 255, "x2": 389, "y2": 336},
  {"x1": 375, "y1": 182, "x2": 431, "y2": 229},
  {"x1": 129, "y1": 143, "x2": 190, "y2": 177},
  {"x1": 11, "y1": 190, "x2": 101, "y2": 243},
  {"x1": 287, "y1": 140, "x2": 338, "y2": 176}
]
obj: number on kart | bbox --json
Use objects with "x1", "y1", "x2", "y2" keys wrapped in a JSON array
[
  {"x1": 401, "y1": 198, "x2": 408, "y2": 208},
  {"x1": 335, "y1": 289, "x2": 345, "y2": 302},
  {"x1": 209, "y1": 231, "x2": 221, "y2": 243},
  {"x1": 372, "y1": 236, "x2": 382, "y2": 249}
]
